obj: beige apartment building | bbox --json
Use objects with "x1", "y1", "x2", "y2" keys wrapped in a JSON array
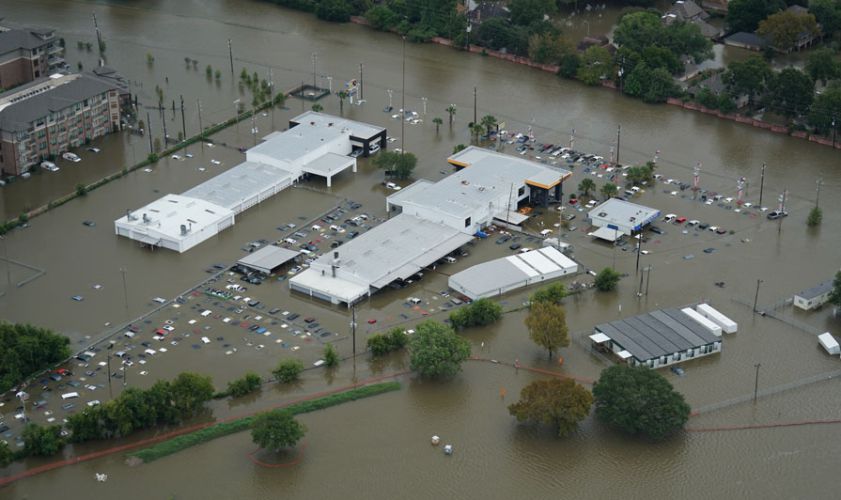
[{"x1": 0, "y1": 24, "x2": 66, "y2": 90}]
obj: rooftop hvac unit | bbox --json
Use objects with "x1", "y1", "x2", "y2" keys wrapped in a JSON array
[{"x1": 142, "y1": 213, "x2": 150, "y2": 223}]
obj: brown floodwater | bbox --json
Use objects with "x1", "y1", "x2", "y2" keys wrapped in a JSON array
[{"x1": 1, "y1": 0, "x2": 841, "y2": 498}]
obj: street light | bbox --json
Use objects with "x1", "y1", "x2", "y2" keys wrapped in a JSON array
[
  {"x1": 753, "y1": 279, "x2": 764, "y2": 314},
  {"x1": 753, "y1": 363, "x2": 761, "y2": 403}
]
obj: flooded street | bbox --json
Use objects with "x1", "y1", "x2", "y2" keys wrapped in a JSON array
[{"x1": 1, "y1": 0, "x2": 841, "y2": 498}]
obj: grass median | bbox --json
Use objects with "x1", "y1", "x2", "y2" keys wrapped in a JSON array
[{"x1": 129, "y1": 381, "x2": 401, "y2": 463}]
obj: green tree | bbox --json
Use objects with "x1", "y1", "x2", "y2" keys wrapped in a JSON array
[
  {"x1": 525, "y1": 301, "x2": 569, "y2": 360},
  {"x1": 452, "y1": 143, "x2": 466, "y2": 154},
  {"x1": 768, "y1": 68, "x2": 814, "y2": 117},
  {"x1": 170, "y1": 372, "x2": 215, "y2": 419},
  {"x1": 312, "y1": 103, "x2": 324, "y2": 112},
  {"x1": 251, "y1": 411, "x2": 306, "y2": 452},
  {"x1": 614, "y1": 11, "x2": 711, "y2": 63},
  {"x1": 273, "y1": 92, "x2": 287, "y2": 108},
  {"x1": 758, "y1": 11, "x2": 820, "y2": 53},
  {"x1": 446, "y1": 104, "x2": 457, "y2": 126},
  {"x1": 409, "y1": 320, "x2": 471, "y2": 379},
  {"x1": 480, "y1": 114, "x2": 498, "y2": 135},
  {"x1": 578, "y1": 178, "x2": 596, "y2": 197},
  {"x1": 476, "y1": 18, "x2": 529, "y2": 55},
  {"x1": 0, "y1": 440, "x2": 13, "y2": 466},
  {"x1": 558, "y1": 52, "x2": 581, "y2": 78},
  {"x1": 0, "y1": 322, "x2": 71, "y2": 393},
  {"x1": 810, "y1": 0, "x2": 841, "y2": 39},
  {"x1": 432, "y1": 116, "x2": 443, "y2": 134},
  {"x1": 214, "y1": 69, "x2": 222, "y2": 81},
  {"x1": 373, "y1": 150, "x2": 417, "y2": 179},
  {"x1": 594, "y1": 267, "x2": 621, "y2": 291},
  {"x1": 805, "y1": 48, "x2": 840, "y2": 85},
  {"x1": 146, "y1": 52, "x2": 154, "y2": 65},
  {"x1": 205, "y1": 65, "x2": 213, "y2": 79},
  {"x1": 367, "y1": 327, "x2": 409, "y2": 356},
  {"x1": 528, "y1": 32, "x2": 572, "y2": 65},
  {"x1": 576, "y1": 46, "x2": 613, "y2": 86},
  {"x1": 153, "y1": 137, "x2": 162, "y2": 153},
  {"x1": 273, "y1": 358, "x2": 304, "y2": 383},
  {"x1": 509, "y1": 0, "x2": 556, "y2": 26},
  {"x1": 508, "y1": 378, "x2": 593, "y2": 437},
  {"x1": 227, "y1": 372, "x2": 262, "y2": 397},
  {"x1": 593, "y1": 365, "x2": 691, "y2": 440},
  {"x1": 724, "y1": 55, "x2": 772, "y2": 106},
  {"x1": 623, "y1": 63, "x2": 677, "y2": 103},
  {"x1": 449, "y1": 298, "x2": 503, "y2": 330},
  {"x1": 323, "y1": 343, "x2": 339, "y2": 367},
  {"x1": 22, "y1": 424, "x2": 64, "y2": 457},
  {"x1": 727, "y1": 0, "x2": 786, "y2": 33},
  {"x1": 600, "y1": 182, "x2": 618, "y2": 199},
  {"x1": 808, "y1": 82, "x2": 841, "y2": 134},
  {"x1": 366, "y1": 5, "x2": 398, "y2": 30},
  {"x1": 337, "y1": 90, "x2": 349, "y2": 115},
  {"x1": 807, "y1": 206, "x2": 823, "y2": 227},
  {"x1": 828, "y1": 270, "x2": 841, "y2": 308},
  {"x1": 531, "y1": 283, "x2": 567, "y2": 305},
  {"x1": 470, "y1": 122, "x2": 486, "y2": 143}
]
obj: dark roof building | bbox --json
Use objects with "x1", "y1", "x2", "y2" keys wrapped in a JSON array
[
  {"x1": 0, "y1": 23, "x2": 67, "y2": 90},
  {"x1": 723, "y1": 32, "x2": 769, "y2": 51}
]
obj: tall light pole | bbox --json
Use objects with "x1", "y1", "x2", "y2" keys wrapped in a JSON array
[
  {"x1": 233, "y1": 99, "x2": 241, "y2": 142},
  {"x1": 758, "y1": 163, "x2": 766, "y2": 207},
  {"x1": 615, "y1": 124, "x2": 621, "y2": 166},
  {"x1": 120, "y1": 267, "x2": 129, "y2": 318},
  {"x1": 401, "y1": 36, "x2": 406, "y2": 155},
  {"x1": 421, "y1": 97, "x2": 427, "y2": 115},
  {"x1": 777, "y1": 190, "x2": 787, "y2": 234},
  {"x1": 753, "y1": 279, "x2": 764, "y2": 314},
  {"x1": 753, "y1": 363, "x2": 761, "y2": 403},
  {"x1": 311, "y1": 52, "x2": 318, "y2": 89}
]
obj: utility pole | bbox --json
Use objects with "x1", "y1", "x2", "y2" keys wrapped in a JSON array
[
  {"x1": 228, "y1": 39, "x2": 234, "y2": 75},
  {"x1": 753, "y1": 363, "x2": 761, "y2": 403},
  {"x1": 269, "y1": 68, "x2": 275, "y2": 130},
  {"x1": 473, "y1": 86, "x2": 477, "y2": 129},
  {"x1": 777, "y1": 190, "x2": 787, "y2": 234},
  {"x1": 635, "y1": 233, "x2": 643, "y2": 273},
  {"x1": 645, "y1": 265, "x2": 652, "y2": 296},
  {"x1": 359, "y1": 63, "x2": 364, "y2": 101},
  {"x1": 120, "y1": 267, "x2": 129, "y2": 318},
  {"x1": 311, "y1": 52, "x2": 317, "y2": 89},
  {"x1": 351, "y1": 305, "x2": 357, "y2": 355},
  {"x1": 758, "y1": 163, "x2": 766, "y2": 207},
  {"x1": 180, "y1": 95, "x2": 186, "y2": 140},
  {"x1": 401, "y1": 36, "x2": 406, "y2": 155},
  {"x1": 815, "y1": 178, "x2": 823, "y2": 208},
  {"x1": 615, "y1": 124, "x2": 621, "y2": 166},
  {"x1": 146, "y1": 111, "x2": 153, "y2": 154},
  {"x1": 92, "y1": 12, "x2": 104, "y2": 66},
  {"x1": 161, "y1": 109, "x2": 168, "y2": 145},
  {"x1": 107, "y1": 352, "x2": 113, "y2": 399},
  {"x1": 197, "y1": 99, "x2": 204, "y2": 151},
  {"x1": 753, "y1": 279, "x2": 764, "y2": 313},
  {"x1": 832, "y1": 116, "x2": 837, "y2": 149}
]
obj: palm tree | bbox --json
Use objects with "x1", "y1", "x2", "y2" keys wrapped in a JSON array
[
  {"x1": 312, "y1": 103, "x2": 324, "y2": 112},
  {"x1": 480, "y1": 115, "x2": 498, "y2": 135},
  {"x1": 337, "y1": 90, "x2": 348, "y2": 116},
  {"x1": 433, "y1": 117, "x2": 443, "y2": 134},
  {"x1": 470, "y1": 123, "x2": 485, "y2": 144},
  {"x1": 601, "y1": 182, "x2": 618, "y2": 200},
  {"x1": 578, "y1": 178, "x2": 596, "y2": 197},
  {"x1": 446, "y1": 104, "x2": 457, "y2": 126}
]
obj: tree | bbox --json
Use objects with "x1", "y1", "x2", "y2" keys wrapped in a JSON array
[
  {"x1": 531, "y1": 283, "x2": 567, "y2": 305},
  {"x1": 480, "y1": 114, "x2": 498, "y2": 135},
  {"x1": 828, "y1": 270, "x2": 841, "y2": 308},
  {"x1": 432, "y1": 117, "x2": 443, "y2": 134},
  {"x1": 227, "y1": 372, "x2": 262, "y2": 397},
  {"x1": 805, "y1": 48, "x2": 840, "y2": 85},
  {"x1": 273, "y1": 359, "x2": 304, "y2": 383},
  {"x1": 724, "y1": 55, "x2": 772, "y2": 106},
  {"x1": 169, "y1": 372, "x2": 215, "y2": 419},
  {"x1": 446, "y1": 104, "x2": 456, "y2": 126},
  {"x1": 808, "y1": 82, "x2": 841, "y2": 134},
  {"x1": 22, "y1": 424, "x2": 64, "y2": 457},
  {"x1": 810, "y1": 0, "x2": 841, "y2": 40},
  {"x1": 367, "y1": 327, "x2": 409, "y2": 356},
  {"x1": 558, "y1": 52, "x2": 581, "y2": 78},
  {"x1": 807, "y1": 206, "x2": 823, "y2": 227},
  {"x1": 449, "y1": 298, "x2": 503, "y2": 330},
  {"x1": 366, "y1": 5, "x2": 398, "y2": 30},
  {"x1": 146, "y1": 52, "x2": 155, "y2": 65},
  {"x1": 273, "y1": 92, "x2": 287, "y2": 108},
  {"x1": 594, "y1": 267, "x2": 621, "y2": 291},
  {"x1": 470, "y1": 123, "x2": 486, "y2": 143},
  {"x1": 0, "y1": 322, "x2": 71, "y2": 393},
  {"x1": 727, "y1": 0, "x2": 785, "y2": 33},
  {"x1": 508, "y1": 378, "x2": 593, "y2": 437},
  {"x1": 525, "y1": 301, "x2": 569, "y2": 360},
  {"x1": 316, "y1": 0, "x2": 352, "y2": 22},
  {"x1": 758, "y1": 11, "x2": 820, "y2": 53},
  {"x1": 577, "y1": 46, "x2": 613, "y2": 86},
  {"x1": 214, "y1": 69, "x2": 222, "y2": 81},
  {"x1": 593, "y1": 365, "x2": 690, "y2": 440},
  {"x1": 409, "y1": 320, "x2": 471, "y2": 379},
  {"x1": 251, "y1": 411, "x2": 306, "y2": 452},
  {"x1": 323, "y1": 343, "x2": 339, "y2": 367},
  {"x1": 614, "y1": 11, "x2": 712, "y2": 63},
  {"x1": 623, "y1": 63, "x2": 678, "y2": 103},
  {"x1": 509, "y1": 0, "x2": 556, "y2": 26},
  {"x1": 600, "y1": 182, "x2": 618, "y2": 199},
  {"x1": 452, "y1": 144, "x2": 466, "y2": 154},
  {"x1": 205, "y1": 65, "x2": 213, "y2": 79},
  {"x1": 373, "y1": 150, "x2": 417, "y2": 180},
  {"x1": 0, "y1": 440, "x2": 13, "y2": 467},
  {"x1": 767, "y1": 68, "x2": 814, "y2": 117},
  {"x1": 311, "y1": 103, "x2": 324, "y2": 112},
  {"x1": 153, "y1": 137, "x2": 162, "y2": 153},
  {"x1": 578, "y1": 178, "x2": 596, "y2": 197},
  {"x1": 337, "y1": 90, "x2": 349, "y2": 115},
  {"x1": 476, "y1": 18, "x2": 529, "y2": 55},
  {"x1": 528, "y1": 33, "x2": 572, "y2": 65}
]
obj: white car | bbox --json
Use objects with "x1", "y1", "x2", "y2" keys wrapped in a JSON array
[
  {"x1": 62, "y1": 152, "x2": 81, "y2": 163},
  {"x1": 41, "y1": 161, "x2": 59, "y2": 172},
  {"x1": 162, "y1": 325, "x2": 175, "y2": 332},
  {"x1": 385, "y1": 182, "x2": 401, "y2": 191}
]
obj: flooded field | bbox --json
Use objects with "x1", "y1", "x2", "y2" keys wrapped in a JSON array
[{"x1": 1, "y1": 0, "x2": 841, "y2": 498}]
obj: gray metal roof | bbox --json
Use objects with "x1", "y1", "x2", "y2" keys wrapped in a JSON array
[
  {"x1": 795, "y1": 280, "x2": 834, "y2": 301},
  {"x1": 0, "y1": 73, "x2": 119, "y2": 132},
  {"x1": 725, "y1": 32, "x2": 769, "y2": 48},
  {"x1": 595, "y1": 308, "x2": 719, "y2": 362},
  {"x1": 237, "y1": 245, "x2": 300, "y2": 274},
  {"x1": 182, "y1": 161, "x2": 293, "y2": 212},
  {"x1": 0, "y1": 26, "x2": 53, "y2": 54},
  {"x1": 589, "y1": 198, "x2": 660, "y2": 231},
  {"x1": 302, "y1": 152, "x2": 354, "y2": 176}
]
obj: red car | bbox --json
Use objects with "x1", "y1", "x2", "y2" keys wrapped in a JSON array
[
  {"x1": 154, "y1": 328, "x2": 168, "y2": 336},
  {"x1": 367, "y1": 319, "x2": 377, "y2": 324},
  {"x1": 675, "y1": 217, "x2": 687, "y2": 224}
]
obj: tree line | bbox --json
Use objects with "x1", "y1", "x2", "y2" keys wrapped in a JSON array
[{"x1": 0, "y1": 322, "x2": 71, "y2": 393}]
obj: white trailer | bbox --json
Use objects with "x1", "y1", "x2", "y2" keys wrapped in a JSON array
[
  {"x1": 681, "y1": 307, "x2": 722, "y2": 337},
  {"x1": 695, "y1": 303, "x2": 738, "y2": 334},
  {"x1": 818, "y1": 332, "x2": 840, "y2": 356}
]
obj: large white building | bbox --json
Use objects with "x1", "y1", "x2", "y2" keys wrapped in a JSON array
[
  {"x1": 290, "y1": 148, "x2": 572, "y2": 306},
  {"x1": 114, "y1": 114, "x2": 383, "y2": 252},
  {"x1": 587, "y1": 198, "x2": 660, "y2": 241}
]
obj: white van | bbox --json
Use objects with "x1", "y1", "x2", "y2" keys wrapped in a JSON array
[
  {"x1": 61, "y1": 392, "x2": 79, "y2": 400},
  {"x1": 444, "y1": 256, "x2": 457, "y2": 264}
]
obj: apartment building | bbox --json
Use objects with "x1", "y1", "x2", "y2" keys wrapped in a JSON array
[{"x1": 0, "y1": 24, "x2": 66, "y2": 90}]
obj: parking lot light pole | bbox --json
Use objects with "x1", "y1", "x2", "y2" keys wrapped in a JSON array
[
  {"x1": 753, "y1": 363, "x2": 761, "y2": 403},
  {"x1": 753, "y1": 279, "x2": 764, "y2": 314}
]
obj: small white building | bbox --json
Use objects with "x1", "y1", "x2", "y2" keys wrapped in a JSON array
[
  {"x1": 587, "y1": 198, "x2": 660, "y2": 240},
  {"x1": 793, "y1": 280, "x2": 834, "y2": 311},
  {"x1": 695, "y1": 303, "x2": 738, "y2": 333},
  {"x1": 448, "y1": 246, "x2": 578, "y2": 300},
  {"x1": 818, "y1": 332, "x2": 840, "y2": 356}
]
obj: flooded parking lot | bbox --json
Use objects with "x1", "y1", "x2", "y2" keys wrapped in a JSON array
[{"x1": 1, "y1": 0, "x2": 841, "y2": 497}]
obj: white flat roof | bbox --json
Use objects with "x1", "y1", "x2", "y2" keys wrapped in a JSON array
[
  {"x1": 182, "y1": 161, "x2": 294, "y2": 211},
  {"x1": 590, "y1": 226, "x2": 622, "y2": 242},
  {"x1": 291, "y1": 268, "x2": 370, "y2": 303},
  {"x1": 115, "y1": 194, "x2": 233, "y2": 241},
  {"x1": 589, "y1": 198, "x2": 660, "y2": 232},
  {"x1": 590, "y1": 333, "x2": 611, "y2": 343},
  {"x1": 448, "y1": 247, "x2": 578, "y2": 299},
  {"x1": 291, "y1": 111, "x2": 385, "y2": 139},
  {"x1": 237, "y1": 246, "x2": 300, "y2": 274},
  {"x1": 248, "y1": 123, "x2": 348, "y2": 163},
  {"x1": 302, "y1": 152, "x2": 355, "y2": 177}
]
